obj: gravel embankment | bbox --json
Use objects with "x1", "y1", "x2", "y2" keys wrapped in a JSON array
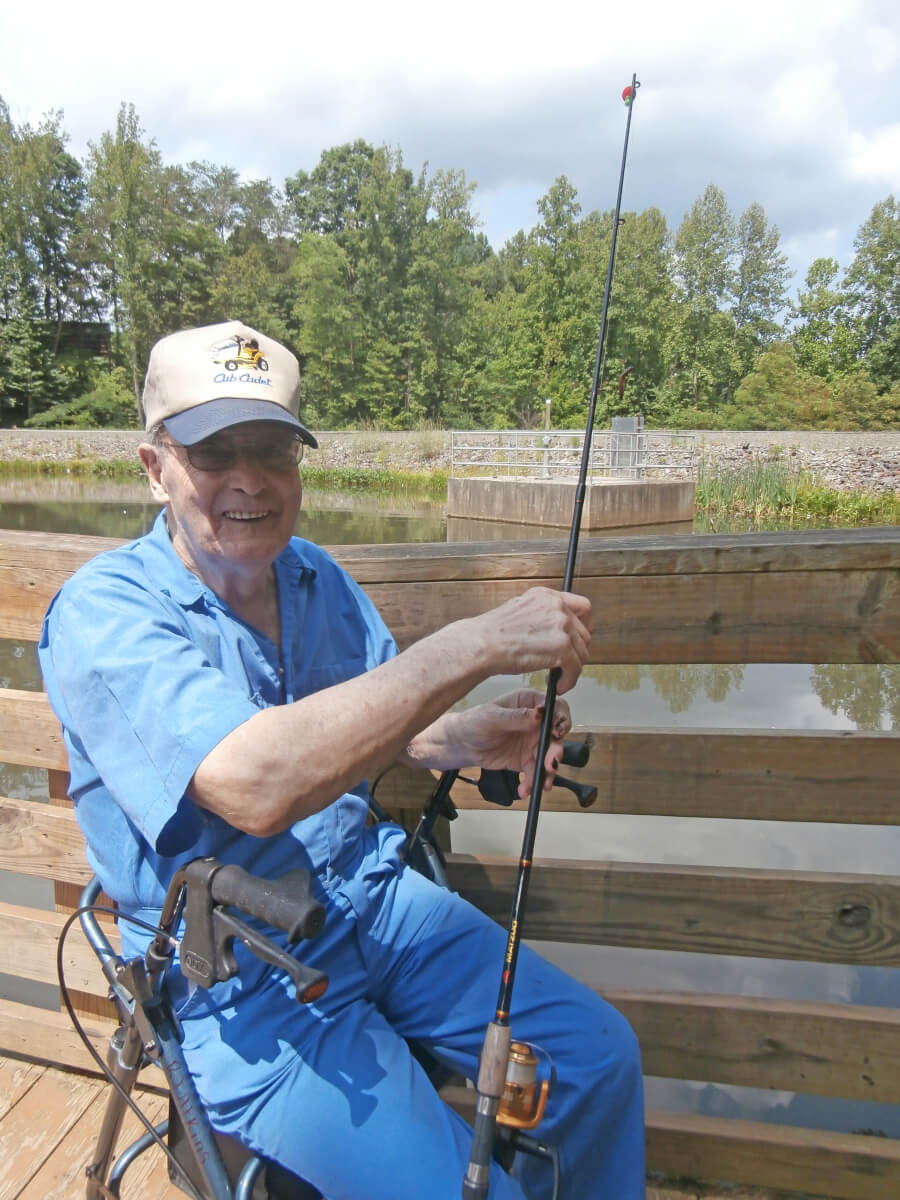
[{"x1": 1, "y1": 428, "x2": 898, "y2": 494}]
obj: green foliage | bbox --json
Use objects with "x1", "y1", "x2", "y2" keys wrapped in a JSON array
[
  {"x1": 696, "y1": 455, "x2": 899, "y2": 529},
  {"x1": 301, "y1": 465, "x2": 448, "y2": 499},
  {"x1": 24, "y1": 364, "x2": 138, "y2": 428},
  {"x1": 726, "y1": 343, "x2": 833, "y2": 428},
  {"x1": 0, "y1": 313, "x2": 70, "y2": 418},
  {"x1": 0, "y1": 95, "x2": 898, "y2": 433},
  {"x1": 789, "y1": 257, "x2": 858, "y2": 378}
]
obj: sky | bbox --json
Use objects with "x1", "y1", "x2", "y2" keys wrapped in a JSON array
[{"x1": 3, "y1": 0, "x2": 898, "y2": 293}]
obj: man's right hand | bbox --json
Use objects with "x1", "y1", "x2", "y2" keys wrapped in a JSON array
[{"x1": 469, "y1": 586, "x2": 593, "y2": 694}]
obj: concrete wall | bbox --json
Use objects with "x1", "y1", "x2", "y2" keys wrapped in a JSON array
[{"x1": 447, "y1": 477, "x2": 696, "y2": 529}]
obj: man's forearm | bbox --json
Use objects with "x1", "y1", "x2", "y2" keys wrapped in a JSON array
[{"x1": 190, "y1": 618, "x2": 489, "y2": 836}]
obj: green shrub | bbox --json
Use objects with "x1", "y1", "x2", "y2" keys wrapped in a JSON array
[{"x1": 24, "y1": 367, "x2": 140, "y2": 430}]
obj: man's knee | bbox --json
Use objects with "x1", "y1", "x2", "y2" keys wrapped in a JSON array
[{"x1": 575, "y1": 999, "x2": 643, "y2": 1105}]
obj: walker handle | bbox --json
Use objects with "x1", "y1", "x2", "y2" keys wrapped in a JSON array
[{"x1": 208, "y1": 863, "x2": 325, "y2": 943}]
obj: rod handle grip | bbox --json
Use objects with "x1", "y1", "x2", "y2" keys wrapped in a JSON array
[{"x1": 463, "y1": 1021, "x2": 510, "y2": 1198}]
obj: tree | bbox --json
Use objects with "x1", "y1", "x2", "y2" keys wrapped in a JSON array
[
  {"x1": 404, "y1": 168, "x2": 487, "y2": 425},
  {"x1": 812, "y1": 665, "x2": 900, "y2": 731},
  {"x1": 601, "y1": 206, "x2": 675, "y2": 420},
  {"x1": 727, "y1": 342, "x2": 833, "y2": 428},
  {"x1": 0, "y1": 313, "x2": 68, "y2": 419},
  {"x1": 0, "y1": 100, "x2": 90, "y2": 330},
  {"x1": 844, "y1": 195, "x2": 899, "y2": 390},
  {"x1": 790, "y1": 257, "x2": 858, "y2": 379},
  {"x1": 84, "y1": 104, "x2": 165, "y2": 407},
  {"x1": 732, "y1": 201, "x2": 791, "y2": 370},
  {"x1": 285, "y1": 140, "x2": 377, "y2": 237},
  {"x1": 666, "y1": 185, "x2": 740, "y2": 410},
  {"x1": 290, "y1": 234, "x2": 362, "y2": 425},
  {"x1": 188, "y1": 161, "x2": 243, "y2": 244}
]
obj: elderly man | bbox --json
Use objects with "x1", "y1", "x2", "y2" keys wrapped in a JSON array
[{"x1": 39, "y1": 322, "x2": 644, "y2": 1199}]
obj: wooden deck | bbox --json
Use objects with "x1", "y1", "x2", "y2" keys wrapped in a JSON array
[
  {"x1": 0, "y1": 1055, "x2": 782, "y2": 1200},
  {"x1": 0, "y1": 1056, "x2": 175, "y2": 1199}
]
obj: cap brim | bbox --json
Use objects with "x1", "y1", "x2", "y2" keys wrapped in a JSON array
[{"x1": 163, "y1": 397, "x2": 318, "y2": 449}]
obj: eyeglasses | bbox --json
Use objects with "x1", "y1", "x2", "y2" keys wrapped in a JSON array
[{"x1": 163, "y1": 433, "x2": 304, "y2": 472}]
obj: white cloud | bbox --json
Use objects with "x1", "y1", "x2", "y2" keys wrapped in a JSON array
[
  {"x1": 848, "y1": 124, "x2": 900, "y2": 187},
  {"x1": 3, "y1": 0, "x2": 897, "y2": 268}
]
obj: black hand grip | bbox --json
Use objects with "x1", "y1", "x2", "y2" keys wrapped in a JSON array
[
  {"x1": 561, "y1": 737, "x2": 592, "y2": 768},
  {"x1": 477, "y1": 769, "x2": 519, "y2": 808},
  {"x1": 553, "y1": 773, "x2": 598, "y2": 809},
  {"x1": 209, "y1": 864, "x2": 325, "y2": 943}
]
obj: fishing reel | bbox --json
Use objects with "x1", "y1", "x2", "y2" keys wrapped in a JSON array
[{"x1": 497, "y1": 1040, "x2": 555, "y2": 1131}]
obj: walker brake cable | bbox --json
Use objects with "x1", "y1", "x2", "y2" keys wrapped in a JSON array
[{"x1": 462, "y1": 75, "x2": 641, "y2": 1199}]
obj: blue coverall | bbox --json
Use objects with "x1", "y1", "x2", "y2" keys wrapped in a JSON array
[{"x1": 39, "y1": 511, "x2": 645, "y2": 1199}]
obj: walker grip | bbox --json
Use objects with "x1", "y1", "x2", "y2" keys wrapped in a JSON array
[{"x1": 209, "y1": 863, "x2": 325, "y2": 943}]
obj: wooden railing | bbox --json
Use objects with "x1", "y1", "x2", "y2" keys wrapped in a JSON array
[{"x1": 0, "y1": 525, "x2": 898, "y2": 1197}]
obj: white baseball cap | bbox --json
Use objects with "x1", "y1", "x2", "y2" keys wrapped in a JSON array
[{"x1": 142, "y1": 321, "x2": 318, "y2": 448}]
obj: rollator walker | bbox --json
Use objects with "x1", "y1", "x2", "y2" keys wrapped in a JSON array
[{"x1": 67, "y1": 746, "x2": 595, "y2": 1199}]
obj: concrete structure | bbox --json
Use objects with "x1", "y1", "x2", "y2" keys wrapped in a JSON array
[{"x1": 446, "y1": 477, "x2": 696, "y2": 530}]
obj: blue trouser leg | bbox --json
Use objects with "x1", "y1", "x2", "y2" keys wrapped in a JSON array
[
  {"x1": 359, "y1": 861, "x2": 645, "y2": 1199},
  {"x1": 179, "y1": 838, "x2": 644, "y2": 1199}
]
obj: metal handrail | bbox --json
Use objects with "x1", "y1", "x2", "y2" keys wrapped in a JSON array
[{"x1": 449, "y1": 429, "x2": 696, "y2": 481}]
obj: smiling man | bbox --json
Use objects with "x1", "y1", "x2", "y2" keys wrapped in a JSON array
[{"x1": 38, "y1": 321, "x2": 644, "y2": 1199}]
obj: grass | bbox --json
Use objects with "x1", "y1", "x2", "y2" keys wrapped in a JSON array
[
  {"x1": 0, "y1": 456, "x2": 145, "y2": 480},
  {"x1": 0, "y1": 456, "x2": 450, "y2": 500},
  {"x1": 694, "y1": 457, "x2": 899, "y2": 531},
  {"x1": 301, "y1": 465, "x2": 449, "y2": 500}
]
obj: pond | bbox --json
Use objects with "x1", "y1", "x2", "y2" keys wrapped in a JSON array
[{"x1": 1, "y1": 476, "x2": 898, "y2": 1141}]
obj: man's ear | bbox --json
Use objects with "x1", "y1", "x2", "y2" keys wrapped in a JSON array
[{"x1": 138, "y1": 443, "x2": 170, "y2": 505}]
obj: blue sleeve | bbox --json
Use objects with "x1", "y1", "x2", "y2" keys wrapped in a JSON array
[{"x1": 40, "y1": 572, "x2": 260, "y2": 855}]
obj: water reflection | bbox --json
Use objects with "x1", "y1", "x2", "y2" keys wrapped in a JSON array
[
  {"x1": 0, "y1": 482, "x2": 446, "y2": 546},
  {"x1": 813, "y1": 664, "x2": 900, "y2": 731},
  {"x1": 579, "y1": 662, "x2": 898, "y2": 731},
  {"x1": 582, "y1": 664, "x2": 746, "y2": 712}
]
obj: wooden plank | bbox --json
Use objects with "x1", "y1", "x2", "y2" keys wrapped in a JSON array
[
  {"x1": 0, "y1": 798, "x2": 90, "y2": 887},
  {"x1": 8, "y1": 841, "x2": 900, "y2": 972},
  {"x1": 0, "y1": 691, "x2": 67, "y2": 771},
  {"x1": 0, "y1": 904, "x2": 114, "y2": 994},
  {"x1": 17, "y1": 1086, "x2": 170, "y2": 1200},
  {"x1": 0, "y1": 1058, "x2": 43, "y2": 1121},
  {"x1": 2, "y1": 723, "x2": 897, "y2": 853},
  {"x1": 45, "y1": 764, "x2": 115, "y2": 1023},
  {"x1": 578, "y1": 727, "x2": 900, "y2": 823},
  {"x1": 333, "y1": 526, "x2": 900, "y2": 582},
  {"x1": 446, "y1": 855, "x2": 900, "y2": 964},
  {"x1": 448, "y1": 728, "x2": 900, "y2": 824},
  {"x1": 443, "y1": 1090, "x2": 900, "y2": 1199},
  {"x1": 364, "y1": 568, "x2": 900, "y2": 662},
  {"x1": 645, "y1": 1110, "x2": 900, "y2": 1200},
  {"x1": 1, "y1": 525, "x2": 896, "y2": 595},
  {"x1": 0, "y1": 1000, "x2": 116, "y2": 1074},
  {"x1": 2, "y1": 528, "x2": 897, "y2": 663},
  {"x1": 607, "y1": 989, "x2": 900, "y2": 1104},
  {"x1": 0, "y1": 1065, "x2": 101, "y2": 1197}
]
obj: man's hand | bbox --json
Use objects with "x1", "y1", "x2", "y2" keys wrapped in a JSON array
[
  {"x1": 469, "y1": 588, "x2": 593, "y2": 695},
  {"x1": 433, "y1": 689, "x2": 572, "y2": 799}
]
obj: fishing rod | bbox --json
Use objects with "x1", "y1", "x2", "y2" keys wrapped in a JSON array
[{"x1": 462, "y1": 74, "x2": 641, "y2": 1200}]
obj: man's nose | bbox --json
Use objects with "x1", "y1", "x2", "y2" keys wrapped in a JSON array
[{"x1": 225, "y1": 451, "x2": 268, "y2": 488}]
